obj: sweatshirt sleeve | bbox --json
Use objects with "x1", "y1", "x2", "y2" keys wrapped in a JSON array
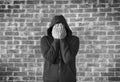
[
  {"x1": 40, "y1": 36, "x2": 60, "y2": 64},
  {"x1": 60, "y1": 36, "x2": 79, "y2": 64}
]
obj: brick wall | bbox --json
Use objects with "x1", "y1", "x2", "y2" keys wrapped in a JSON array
[{"x1": 0, "y1": 0, "x2": 120, "y2": 82}]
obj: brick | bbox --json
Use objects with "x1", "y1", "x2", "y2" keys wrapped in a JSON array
[
  {"x1": 93, "y1": 4, "x2": 106, "y2": 8},
  {"x1": 107, "y1": 22, "x2": 119, "y2": 26},
  {"x1": 27, "y1": 0, "x2": 40, "y2": 4},
  {"x1": 101, "y1": 63, "x2": 114, "y2": 67},
  {"x1": 70, "y1": 18, "x2": 82, "y2": 22},
  {"x1": 41, "y1": 18, "x2": 51, "y2": 22},
  {"x1": 56, "y1": 1, "x2": 69, "y2": 4},
  {"x1": 55, "y1": 9, "x2": 63, "y2": 13},
  {"x1": 93, "y1": 31, "x2": 106, "y2": 35},
  {"x1": 70, "y1": 9, "x2": 83, "y2": 13},
  {"x1": 50, "y1": 5, "x2": 61, "y2": 8},
  {"x1": 78, "y1": 13, "x2": 90, "y2": 17},
  {"x1": 116, "y1": 72, "x2": 120, "y2": 76},
  {"x1": 36, "y1": 71, "x2": 42, "y2": 76},
  {"x1": 114, "y1": 8, "x2": 120, "y2": 12},
  {"x1": 20, "y1": 14, "x2": 33, "y2": 18},
  {"x1": 41, "y1": 0, "x2": 54, "y2": 4},
  {"x1": 8, "y1": 5, "x2": 20, "y2": 9},
  {"x1": 64, "y1": 14, "x2": 76, "y2": 18},
  {"x1": 99, "y1": 0, "x2": 112, "y2": 3},
  {"x1": 83, "y1": 0, "x2": 97, "y2": 3},
  {"x1": 0, "y1": 1, "x2": 11, "y2": 4},
  {"x1": 99, "y1": 36, "x2": 113, "y2": 40},
  {"x1": 107, "y1": 13, "x2": 120, "y2": 16},
  {"x1": 84, "y1": 17, "x2": 97, "y2": 21},
  {"x1": 8, "y1": 77, "x2": 21, "y2": 81},
  {"x1": 79, "y1": 22, "x2": 90, "y2": 26},
  {"x1": 27, "y1": 9, "x2": 40, "y2": 13},
  {"x1": 23, "y1": 76, "x2": 35, "y2": 80},
  {"x1": 34, "y1": 23, "x2": 47, "y2": 26},
  {"x1": 86, "y1": 54, "x2": 99, "y2": 58},
  {"x1": 14, "y1": 1, "x2": 26, "y2": 4},
  {"x1": 13, "y1": 9, "x2": 25, "y2": 13},
  {"x1": 0, "y1": 77, "x2": 7, "y2": 80},
  {"x1": 86, "y1": 72, "x2": 100, "y2": 76},
  {"x1": 5, "y1": 32, "x2": 19, "y2": 36},
  {"x1": 14, "y1": 72, "x2": 27, "y2": 76},
  {"x1": 0, "y1": 36, "x2": 13, "y2": 40},
  {"x1": 82, "y1": 77, "x2": 93, "y2": 81},
  {"x1": 114, "y1": 17, "x2": 120, "y2": 21},
  {"x1": 114, "y1": 58, "x2": 120, "y2": 62},
  {"x1": 93, "y1": 22, "x2": 105, "y2": 26},
  {"x1": 0, "y1": 9, "x2": 11, "y2": 13},
  {"x1": 36, "y1": 76, "x2": 43, "y2": 81},
  {"x1": 0, "y1": 68, "x2": 6, "y2": 71},
  {"x1": 42, "y1": 9, "x2": 55, "y2": 13},
  {"x1": 23, "y1": 58, "x2": 35, "y2": 62},
  {"x1": 92, "y1": 13, "x2": 105, "y2": 17},
  {"x1": 0, "y1": 63, "x2": 14, "y2": 67},
  {"x1": 0, "y1": 41, "x2": 5, "y2": 45},
  {"x1": 0, "y1": 72, "x2": 12, "y2": 76},
  {"x1": 108, "y1": 77, "x2": 120, "y2": 81},
  {"x1": 0, "y1": 5, "x2": 5, "y2": 8},
  {"x1": 109, "y1": 68, "x2": 120, "y2": 71},
  {"x1": 76, "y1": 72, "x2": 85, "y2": 76},
  {"x1": 113, "y1": 0, "x2": 120, "y2": 3},
  {"x1": 15, "y1": 63, "x2": 27, "y2": 67},
  {"x1": 28, "y1": 71, "x2": 36, "y2": 76},
  {"x1": 6, "y1": 14, "x2": 19, "y2": 18},
  {"x1": 116, "y1": 31, "x2": 120, "y2": 35},
  {"x1": 6, "y1": 40, "x2": 12, "y2": 45},
  {"x1": 107, "y1": 31, "x2": 115, "y2": 35},
  {"x1": 71, "y1": 0, "x2": 83, "y2": 4},
  {"x1": 7, "y1": 49, "x2": 19, "y2": 54},
  {"x1": 109, "y1": 4, "x2": 120, "y2": 7},
  {"x1": 100, "y1": 8, "x2": 111, "y2": 12},
  {"x1": 79, "y1": 4, "x2": 91, "y2": 8},
  {"x1": 65, "y1": 5, "x2": 77, "y2": 8},
  {"x1": 115, "y1": 27, "x2": 120, "y2": 30},
  {"x1": 23, "y1": 5, "x2": 34, "y2": 9},
  {"x1": 93, "y1": 41, "x2": 106, "y2": 44},
  {"x1": 0, "y1": 32, "x2": 3, "y2": 35},
  {"x1": 0, "y1": 23, "x2": 5, "y2": 26},
  {"x1": 99, "y1": 17, "x2": 112, "y2": 21},
  {"x1": 14, "y1": 19, "x2": 25, "y2": 22},
  {"x1": 9, "y1": 58, "x2": 21, "y2": 62},
  {"x1": 84, "y1": 8, "x2": 97, "y2": 12},
  {"x1": 7, "y1": 67, "x2": 20, "y2": 71},
  {"x1": 78, "y1": 67, "x2": 91, "y2": 72},
  {"x1": 116, "y1": 63, "x2": 120, "y2": 67},
  {"x1": 85, "y1": 35, "x2": 97, "y2": 40},
  {"x1": 94, "y1": 77, "x2": 107, "y2": 82},
  {"x1": 22, "y1": 41, "x2": 34, "y2": 44}
]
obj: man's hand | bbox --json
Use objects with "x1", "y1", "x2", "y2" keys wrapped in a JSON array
[{"x1": 52, "y1": 23, "x2": 66, "y2": 39}]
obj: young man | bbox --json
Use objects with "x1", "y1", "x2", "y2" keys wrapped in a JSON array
[{"x1": 41, "y1": 15, "x2": 79, "y2": 82}]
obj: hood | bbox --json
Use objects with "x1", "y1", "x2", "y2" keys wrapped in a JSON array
[{"x1": 47, "y1": 15, "x2": 72, "y2": 38}]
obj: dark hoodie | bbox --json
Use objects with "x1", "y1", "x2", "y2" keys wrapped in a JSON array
[{"x1": 41, "y1": 15, "x2": 79, "y2": 82}]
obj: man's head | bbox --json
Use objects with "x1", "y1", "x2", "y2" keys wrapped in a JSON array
[{"x1": 47, "y1": 15, "x2": 72, "y2": 37}]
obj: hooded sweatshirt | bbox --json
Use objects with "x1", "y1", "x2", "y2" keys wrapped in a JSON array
[{"x1": 41, "y1": 15, "x2": 79, "y2": 82}]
